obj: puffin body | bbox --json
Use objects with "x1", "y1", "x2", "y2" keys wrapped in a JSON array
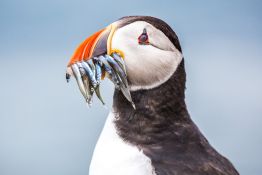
[{"x1": 66, "y1": 16, "x2": 239, "y2": 175}]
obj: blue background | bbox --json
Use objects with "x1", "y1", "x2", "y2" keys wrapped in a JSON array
[{"x1": 0, "y1": 0, "x2": 261, "y2": 174}]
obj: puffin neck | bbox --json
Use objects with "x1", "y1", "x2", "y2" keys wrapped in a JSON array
[{"x1": 112, "y1": 60, "x2": 190, "y2": 145}]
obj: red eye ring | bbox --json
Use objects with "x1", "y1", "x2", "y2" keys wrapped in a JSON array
[{"x1": 138, "y1": 28, "x2": 149, "y2": 45}]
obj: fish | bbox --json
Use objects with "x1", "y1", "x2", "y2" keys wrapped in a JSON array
[
  {"x1": 67, "y1": 54, "x2": 135, "y2": 109},
  {"x1": 87, "y1": 59, "x2": 96, "y2": 73},
  {"x1": 81, "y1": 71, "x2": 92, "y2": 102},
  {"x1": 98, "y1": 55, "x2": 121, "y2": 89},
  {"x1": 71, "y1": 64, "x2": 87, "y2": 100},
  {"x1": 104, "y1": 55, "x2": 128, "y2": 88},
  {"x1": 95, "y1": 61, "x2": 102, "y2": 84},
  {"x1": 111, "y1": 53, "x2": 127, "y2": 75},
  {"x1": 82, "y1": 62, "x2": 97, "y2": 88},
  {"x1": 120, "y1": 84, "x2": 135, "y2": 109},
  {"x1": 104, "y1": 55, "x2": 134, "y2": 107},
  {"x1": 77, "y1": 63, "x2": 94, "y2": 103},
  {"x1": 94, "y1": 62, "x2": 105, "y2": 105},
  {"x1": 95, "y1": 85, "x2": 105, "y2": 105}
]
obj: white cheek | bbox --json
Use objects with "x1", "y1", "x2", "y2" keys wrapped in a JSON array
[
  {"x1": 127, "y1": 47, "x2": 183, "y2": 91},
  {"x1": 111, "y1": 21, "x2": 183, "y2": 91}
]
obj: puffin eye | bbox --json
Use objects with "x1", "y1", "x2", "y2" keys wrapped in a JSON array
[{"x1": 138, "y1": 28, "x2": 149, "y2": 45}]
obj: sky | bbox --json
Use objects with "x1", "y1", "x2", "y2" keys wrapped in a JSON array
[{"x1": 0, "y1": 0, "x2": 261, "y2": 175}]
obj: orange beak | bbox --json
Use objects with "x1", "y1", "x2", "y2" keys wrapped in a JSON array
[{"x1": 67, "y1": 24, "x2": 117, "y2": 67}]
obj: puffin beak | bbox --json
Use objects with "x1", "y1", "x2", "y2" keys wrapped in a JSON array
[
  {"x1": 66, "y1": 24, "x2": 135, "y2": 108},
  {"x1": 67, "y1": 24, "x2": 116, "y2": 66}
]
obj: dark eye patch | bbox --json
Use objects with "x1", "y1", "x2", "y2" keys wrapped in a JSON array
[{"x1": 138, "y1": 28, "x2": 149, "y2": 45}]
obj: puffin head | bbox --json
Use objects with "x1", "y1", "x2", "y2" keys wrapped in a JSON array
[
  {"x1": 66, "y1": 16, "x2": 184, "y2": 105},
  {"x1": 110, "y1": 16, "x2": 183, "y2": 91}
]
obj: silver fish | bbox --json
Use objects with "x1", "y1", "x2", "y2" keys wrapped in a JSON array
[
  {"x1": 98, "y1": 55, "x2": 120, "y2": 89},
  {"x1": 71, "y1": 64, "x2": 87, "y2": 100},
  {"x1": 121, "y1": 90, "x2": 135, "y2": 109},
  {"x1": 67, "y1": 54, "x2": 134, "y2": 109},
  {"x1": 105, "y1": 55, "x2": 128, "y2": 88},
  {"x1": 95, "y1": 85, "x2": 105, "y2": 105},
  {"x1": 82, "y1": 62, "x2": 97, "y2": 88},
  {"x1": 104, "y1": 55, "x2": 134, "y2": 107},
  {"x1": 80, "y1": 71, "x2": 92, "y2": 102},
  {"x1": 95, "y1": 61, "x2": 102, "y2": 84},
  {"x1": 111, "y1": 53, "x2": 127, "y2": 75},
  {"x1": 93, "y1": 62, "x2": 105, "y2": 105},
  {"x1": 87, "y1": 59, "x2": 96, "y2": 73},
  {"x1": 77, "y1": 63, "x2": 94, "y2": 103},
  {"x1": 117, "y1": 75, "x2": 134, "y2": 108}
]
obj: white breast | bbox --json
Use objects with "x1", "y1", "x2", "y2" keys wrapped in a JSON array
[{"x1": 89, "y1": 112, "x2": 156, "y2": 175}]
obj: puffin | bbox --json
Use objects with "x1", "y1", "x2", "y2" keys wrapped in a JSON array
[{"x1": 66, "y1": 16, "x2": 239, "y2": 175}]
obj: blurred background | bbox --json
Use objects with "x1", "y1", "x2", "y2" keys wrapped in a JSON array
[{"x1": 0, "y1": 0, "x2": 261, "y2": 174}]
